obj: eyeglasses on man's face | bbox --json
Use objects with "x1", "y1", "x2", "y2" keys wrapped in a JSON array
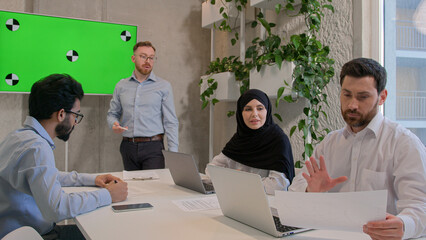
[
  {"x1": 136, "y1": 54, "x2": 156, "y2": 62},
  {"x1": 65, "y1": 110, "x2": 84, "y2": 124}
]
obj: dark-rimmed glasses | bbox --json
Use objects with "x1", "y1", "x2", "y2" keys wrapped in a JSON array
[
  {"x1": 135, "y1": 54, "x2": 156, "y2": 62},
  {"x1": 65, "y1": 110, "x2": 84, "y2": 124}
]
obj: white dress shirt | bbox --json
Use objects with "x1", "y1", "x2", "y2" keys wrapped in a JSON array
[
  {"x1": 206, "y1": 152, "x2": 290, "y2": 195},
  {"x1": 289, "y1": 112, "x2": 426, "y2": 239}
]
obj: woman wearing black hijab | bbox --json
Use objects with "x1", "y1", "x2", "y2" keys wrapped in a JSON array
[{"x1": 206, "y1": 89, "x2": 295, "y2": 194}]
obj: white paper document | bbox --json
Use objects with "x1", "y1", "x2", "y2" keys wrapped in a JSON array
[
  {"x1": 274, "y1": 190, "x2": 387, "y2": 232},
  {"x1": 122, "y1": 170, "x2": 159, "y2": 181},
  {"x1": 172, "y1": 196, "x2": 220, "y2": 212}
]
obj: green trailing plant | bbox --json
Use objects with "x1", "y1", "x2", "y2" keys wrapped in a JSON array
[
  {"x1": 274, "y1": 0, "x2": 335, "y2": 167},
  {"x1": 199, "y1": 56, "x2": 249, "y2": 111},
  {"x1": 209, "y1": 0, "x2": 248, "y2": 45},
  {"x1": 200, "y1": 0, "x2": 335, "y2": 167},
  {"x1": 244, "y1": 0, "x2": 335, "y2": 167},
  {"x1": 245, "y1": 12, "x2": 288, "y2": 122},
  {"x1": 200, "y1": 0, "x2": 250, "y2": 116},
  {"x1": 246, "y1": 11, "x2": 282, "y2": 72}
]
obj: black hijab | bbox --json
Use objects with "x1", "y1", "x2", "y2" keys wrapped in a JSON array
[{"x1": 222, "y1": 89, "x2": 295, "y2": 183}]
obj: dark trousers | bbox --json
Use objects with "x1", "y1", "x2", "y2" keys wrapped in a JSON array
[
  {"x1": 42, "y1": 224, "x2": 85, "y2": 240},
  {"x1": 120, "y1": 140, "x2": 165, "y2": 170}
]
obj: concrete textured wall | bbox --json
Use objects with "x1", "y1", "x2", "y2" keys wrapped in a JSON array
[
  {"x1": 0, "y1": 0, "x2": 353, "y2": 172},
  {"x1": 0, "y1": 0, "x2": 211, "y2": 173}
]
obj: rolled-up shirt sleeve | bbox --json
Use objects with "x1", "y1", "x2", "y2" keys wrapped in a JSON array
[
  {"x1": 262, "y1": 170, "x2": 290, "y2": 195},
  {"x1": 206, "y1": 152, "x2": 290, "y2": 195}
]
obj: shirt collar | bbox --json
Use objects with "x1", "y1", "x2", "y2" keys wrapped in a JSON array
[
  {"x1": 365, "y1": 111, "x2": 383, "y2": 137},
  {"x1": 343, "y1": 111, "x2": 383, "y2": 138},
  {"x1": 23, "y1": 116, "x2": 55, "y2": 149},
  {"x1": 130, "y1": 71, "x2": 157, "y2": 83}
]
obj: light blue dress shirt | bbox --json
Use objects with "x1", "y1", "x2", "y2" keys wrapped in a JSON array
[
  {"x1": 107, "y1": 71, "x2": 179, "y2": 152},
  {"x1": 0, "y1": 116, "x2": 112, "y2": 237}
]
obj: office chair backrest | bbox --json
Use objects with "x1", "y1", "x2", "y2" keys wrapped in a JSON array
[{"x1": 2, "y1": 226, "x2": 43, "y2": 240}]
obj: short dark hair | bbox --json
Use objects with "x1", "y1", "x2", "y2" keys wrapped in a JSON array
[
  {"x1": 340, "y1": 58, "x2": 387, "y2": 94},
  {"x1": 29, "y1": 74, "x2": 84, "y2": 121},
  {"x1": 133, "y1": 41, "x2": 156, "y2": 52}
]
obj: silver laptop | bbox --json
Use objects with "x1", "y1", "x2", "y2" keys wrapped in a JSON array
[
  {"x1": 163, "y1": 150, "x2": 214, "y2": 194},
  {"x1": 207, "y1": 165, "x2": 310, "y2": 237}
]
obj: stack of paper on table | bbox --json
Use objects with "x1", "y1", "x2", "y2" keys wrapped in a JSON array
[
  {"x1": 122, "y1": 170, "x2": 159, "y2": 181},
  {"x1": 274, "y1": 190, "x2": 387, "y2": 232}
]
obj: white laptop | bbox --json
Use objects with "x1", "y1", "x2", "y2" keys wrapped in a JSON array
[
  {"x1": 163, "y1": 150, "x2": 214, "y2": 194},
  {"x1": 207, "y1": 165, "x2": 310, "y2": 237}
]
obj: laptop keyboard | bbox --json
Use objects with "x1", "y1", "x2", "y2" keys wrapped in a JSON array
[
  {"x1": 203, "y1": 182, "x2": 215, "y2": 192},
  {"x1": 273, "y1": 216, "x2": 301, "y2": 233}
]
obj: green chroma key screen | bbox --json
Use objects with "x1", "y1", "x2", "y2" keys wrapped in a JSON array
[{"x1": 0, "y1": 10, "x2": 137, "y2": 94}]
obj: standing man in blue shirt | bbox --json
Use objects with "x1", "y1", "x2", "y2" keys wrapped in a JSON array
[
  {"x1": 107, "y1": 41, "x2": 179, "y2": 170},
  {"x1": 0, "y1": 74, "x2": 128, "y2": 239}
]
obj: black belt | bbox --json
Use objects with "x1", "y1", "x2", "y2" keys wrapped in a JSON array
[{"x1": 123, "y1": 134, "x2": 163, "y2": 143}]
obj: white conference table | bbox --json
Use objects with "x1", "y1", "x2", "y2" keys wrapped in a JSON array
[{"x1": 70, "y1": 169, "x2": 382, "y2": 240}]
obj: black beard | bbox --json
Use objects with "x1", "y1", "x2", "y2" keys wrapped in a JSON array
[
  {"x1": 57, "y1": 128, "x2": 73, "y2": 141},
  {"x1": 56, "y1": 122, "x2": 74, "y2": 142}
]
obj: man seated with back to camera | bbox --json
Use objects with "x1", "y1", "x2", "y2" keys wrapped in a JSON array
[{"x1": 0, "y1": 74, "x2": 128, "y2": 239}]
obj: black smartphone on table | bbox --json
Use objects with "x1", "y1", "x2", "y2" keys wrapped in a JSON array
[{"x1": 111, "y1": 203, "x2": 153, "y2": 212}]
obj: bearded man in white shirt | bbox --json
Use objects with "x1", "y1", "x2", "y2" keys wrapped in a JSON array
[{"x1": 289, "y1": 58, "x2": 426, "y2": 240}]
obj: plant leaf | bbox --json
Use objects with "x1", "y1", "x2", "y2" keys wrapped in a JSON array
[
  {"x1": 323, "y1": 4, "x2": 334, "y2": 13},
  {"x1": 303, "y1": 125, "x2": 309, "y2": 139},
  {"x1": 290, "y1": 125, "x2": 297, "y2": 137},
  {"x1": 305, "y1": 143, "x2": 313, "y2": 158},
  {"x1": 291, "y1": 35, "x2": 301, "y2": 49},
  {"x1": 311, "y1": 131, "x2": 317, "y2": 140},
  {"x1": 285, "y1": 3, "x2": 294, "y2": 11},
  {"x1": 283, "y1": 95, "x2": 294, "y2": 103},
  {"x1": 298, "y1": 119, "x2": 305, "y2": 130},
  {"x1": 202, "y1": 101, "x2": 209, "y2": 109},
  {"x1": 258, "y1": 18, "x2": 271, "y2": 35},
  {"x1": 274, "y1": 47, "x2": 283, "y2": 66},
  {"x1": 211, "y1": 98, "x2": 219, "y2": 105},
  {"x1": 274, "y1": 113, "x2": 283, "y2": 122},
  {"x1": 303, "y1": 107, "x2": 310, "y2": 116},
  {"x1": 275, "y1": 4, "x2": 282, "y2": 14},
  {"x1": 227, "y1": 111, "x2": 235, "y2": 117},
  {"x1": 314, "y1": 116, "x2": 319, "y2": 129},
  {"x1": 277, "y1": 87, "x2": 285, "y2": 99},
  {"x1": 211, "y1": 81, "x2": 218, "y2": 90}
]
